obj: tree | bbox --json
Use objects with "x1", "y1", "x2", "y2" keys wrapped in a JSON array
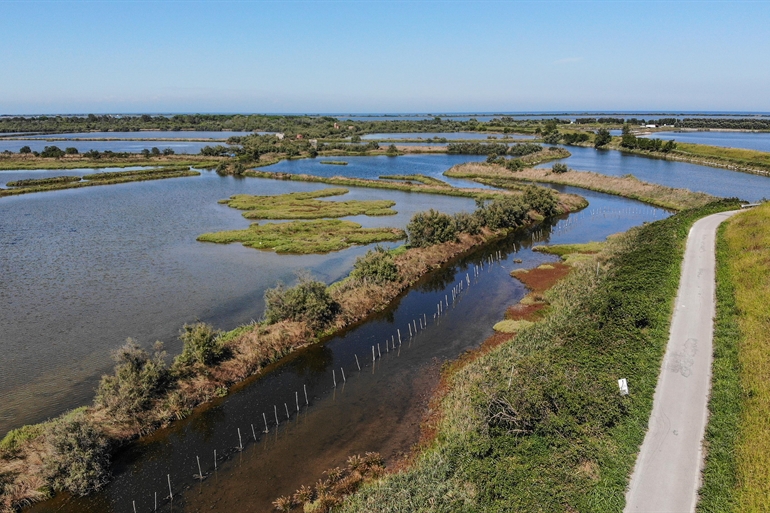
[
  {"x1": 350, "y1": 246, "x2": 399, "y2": 283},
  {"x1": 551, "y1": 163, "x2": 569, "y2": 174},
  {"x1": 41, "y1": 145, "x2": 65, "y2": 158},
  {"x1": 19, "y1": 145, "x2": 31, "y2": 154},
  {"x1": 65, "y1": 147, "x2": 78, "y2": 155},
  {"x1": 594, "y1": 128, "x2": 612, "y2": 148},
  {"x1": 386, "y1": 144, "x2": 399, "y2": 156},
  {"x1": 162, "y1": 148, "x2": 175, "y2": 156},
  {"x1": 151, "y1": 147, "x2": 161, "y2": 156}
]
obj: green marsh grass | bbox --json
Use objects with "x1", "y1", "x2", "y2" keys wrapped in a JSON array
[
  {"x1": 198, "y1": 219, "x2": 405, "y2": 254},
  {"x1": 220, "y1": 188, "x2": 397, "y2": 220},
  {"x1": 700, "y1": 202, "x2": 770, "y2": 512}
]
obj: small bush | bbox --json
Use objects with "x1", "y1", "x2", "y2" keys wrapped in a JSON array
[
  {"x1": 42, "y1": 412, "x2": 111, "y2": 496},
  {"x1": 523, "y1": 185, "x2": 559, "y2": 217},
  {"x1": 406, "y1": 209, "x2": 458, "y2": 247},
  {"x1": 453, "y1": 211, "x2": 482, "y2": 235},
  {"x1": 174, "y1": 322, "x2": 224, "y2": 368},
  {"x1": 476, "y1": 196, "x2": 529, "y2": 230},
  {"x1": 350, "y1": 246, "x2": 399, "y2": 284},
  {"x1": 264, "y1": 274, "x2": 340, "y2": 332},
  {"x1": 504, "y1": 158, "x2": 525, "y2": 171},
  {"x1": 551, "y1": 163, "x2": 569, "y2": 173},
  {"x1": 0, "y1": 424, "x2": 44, "y2": 457},
  {"x1": 95, "y1": 339, "x2": 169, "y2": 417}
]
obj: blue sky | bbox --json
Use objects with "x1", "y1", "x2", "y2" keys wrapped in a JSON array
[{"x1": 1, "y1": 0, "x2": 769, "y2": 114}]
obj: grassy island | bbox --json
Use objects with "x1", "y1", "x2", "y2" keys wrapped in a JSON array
[
  {"x1": 219, "y1": 188, "x2": 397, "y2": 220},
  {"x1": 0, "y1": 166, "x2": 201, "y2": 197},
  {"x1": 198, "y1": 220, "x2": 406, "y2": 254},
  {"x1": 445, "y1": 162, "x2": 716, "y2": 211}
]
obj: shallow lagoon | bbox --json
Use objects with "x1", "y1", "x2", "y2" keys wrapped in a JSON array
[
  {"x1": 537, "y1": 145, "x2": 770, "y2": 202},
  {"x1": 0, "y1": 171, "x2": 476, "y2": 434}
]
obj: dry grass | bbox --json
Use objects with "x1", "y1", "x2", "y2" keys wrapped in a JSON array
[
  {"x1": 445, "y1": 162, "x2": 716, "y2": 211},
  {"x1": 722, "y1": 203, "x2": 770, "y2": 511}
]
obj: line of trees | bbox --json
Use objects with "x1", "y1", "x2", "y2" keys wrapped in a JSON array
[{"x1": 621, "y1": 126, "x2": 676, "y2": 152}]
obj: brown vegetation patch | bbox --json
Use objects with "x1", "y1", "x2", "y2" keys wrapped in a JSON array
[
  {"x1": 513, "y1": 262, "x2": 572, "y2": 293},
  {"x1": 506, "y1": 302, "x2": 547, "y2": 322}
]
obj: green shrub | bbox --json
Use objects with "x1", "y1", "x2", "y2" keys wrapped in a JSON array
[
  {"x1": 174, "y1": 322, "x2": 224, "y2": 368},
  {"x1": 264, "y1": 274, "x2": 340, "y2": 331},
  {"x1": 523, "y1": 185, "x2": 558, "y2": 216},
  {"x1": 551, "y1": 163, "x2": 569, "y2": 173},
  {"x1": 42, "y1": 412, "x2": 111, "y2": 496},
  {"x1": 504, "y1": 158, "x2": 524, "y2": 171},
  {"x1": 476, "y1": 196, "x2": 529, "y2": 230},
  {"x1": 453, "y1": 211, "x2": 482, "y2": 235},
  {"x1": 0, "y1": 424, "x2": 44, "y2": 457},
  {"x1": 95, "y1": 339, "x2": 169, "y2": 417},
  {"x1": 350, "y1": 246, "x2": 399, "y2": 284},
  {"x1": 406, "y1": 209, "x2": 458, "y2": 247}
]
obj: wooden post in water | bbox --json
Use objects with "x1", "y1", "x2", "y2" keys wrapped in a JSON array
[
  {"x1": 196, "y1": 455, "x2": 203, "y2": 479},
  {"x1": 423, "y1": 313, "x2": 427, "y2": 325},
  {"x1": 133, "y1": 500, "x2": 137, "y2": 513},
  {"x1": 252, "y1": 423, "x2": 257, "y2": 441},
  {"x1": 238, "y1": 428, "x2": 243, "y2": 451},
  {"x1": 296, "y1": 391, "x2": 300, "y2": 412},
  {"x1": 355, "y1": 354, "x2": 361, "y2": 371},
  {"x1": 372, "y1": 345, "x2": 376, "y2": 362},
  {"x1": 341, "y1": 368, "x2": 346, "y2": 383},
  {"x1": 155, "y1": 491, "x2": 157, "y2": 511},
  {"x1": 274, "y1": 405, "x2": 279, "y2": 426},
  {"x1": 413, "y1": 319, "x2": 417, "y2": 333},
  {"x1": 377, "y1": 343, "x2": 381, "y2": 358},
  {"x1": 214, "y1": 449, "x2": 217, "y2": 470},
  {"x1": 167, "y1": 474, "x2": 173, "y2": 501},
  {"x1": 408, "y1": 324, "x2": 412, "y2": 337},
  {"x1": 285, "y1": 403, "x2": 290, "y2": 420},
  {"x1": 263, "y1": 413, "x2": 269, "y2": 433},
  {"x1": 386, "y1": 339, "x2": 389, "y2": 353},
  {"x1": 333, "y1": 370, "x2": 337, "y2": 388},
  {"x1": 397, "y1": 329, "x2": 402, "y2": 344},
  {"x1": 304, "y1": 384, "x2": 309, "y2": 405}
]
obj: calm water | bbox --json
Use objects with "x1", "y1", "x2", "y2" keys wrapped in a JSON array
[
  {"x1": 537, "y1": 145, "x2": 770, "y2": 202},
  {"x1": 31, "y1": 186, "x2": 669, "y2": 513},
  {"x1": 646, "y1": 131, "x2": 770, "y2": 153},
  {"x1": 0, "y1": 172, "x2": 478, "y2": 435},
  {"x1": 0, "y1": 139, "x2": 219, "y2": 155}
]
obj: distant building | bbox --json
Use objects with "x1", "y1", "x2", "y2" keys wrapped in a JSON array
[
  {"x1": 333, "y1": 123, "x2": 340, "y2": 129},
  {"x1": 309, "y1": 139, "x2": 318, "y2": 148},
  {"x1": 296, "y1": 134, "x2": 303, "y2": 140},
  {"x1": 645, "y1": 124, "x2": 657, "y2": 128},
  {"x1": 348, "y1": 126, "x2": 355, "y2": 130},
  {"x1": 276, "y1": 133, "x2": 285, "y2": 140}
]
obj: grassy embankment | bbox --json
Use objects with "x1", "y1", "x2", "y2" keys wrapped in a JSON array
[
  {"x1": 198, "y1": 188, "x2": 403, "y2": 253},
  {"x1": 0, "y1": 167, "x2": 202, "y2": 197},
  {"x1": 0, "y1": 153, "x2": 221, "y2": 171},
  {"x1": 0, "y1": 182, "x2": 585, "y2": 512},
  {"x1": 319, "y1": 160, "x2": 349, "y2": 165},
  {"x1": 446, "y1": 162, "x2": 715, "y2": 211},
  {"x1": 337, "y1": 199, "x2": 740, "y2": 513},
  {"x1": 699, "y1": 202, "x2": 770, "y2": 512}
]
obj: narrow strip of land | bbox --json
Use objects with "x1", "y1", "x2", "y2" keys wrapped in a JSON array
[{"x1": 624, "y1": 210, "x2": 738, "y2": 512}]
